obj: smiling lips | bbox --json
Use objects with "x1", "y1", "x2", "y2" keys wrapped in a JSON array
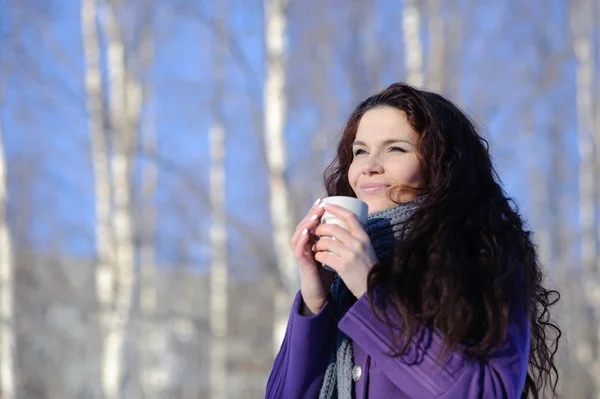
[{"x1": 359, "y1": 183, "x2": 391, "y2": 194}]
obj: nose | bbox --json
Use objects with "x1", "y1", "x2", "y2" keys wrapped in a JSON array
[{"x1": 362, "y1": 154, "x2": 384, "y2": 175}]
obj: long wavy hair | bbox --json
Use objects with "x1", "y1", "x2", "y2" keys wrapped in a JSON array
[{"x1": 323, "y1": 83, "x2": 561, "y2": 398}]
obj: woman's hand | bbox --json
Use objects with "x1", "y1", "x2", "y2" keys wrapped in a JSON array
[
  {"x1": 312, "y1": 203, "x2": 378, "y2": 299},
  {"x1": 290, "y1": 199, "x2": 336, "y2": 316}
]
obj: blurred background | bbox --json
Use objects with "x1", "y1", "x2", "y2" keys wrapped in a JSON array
[{"x1": 0, "y1": 0, "x2": 599, "y2": 398}]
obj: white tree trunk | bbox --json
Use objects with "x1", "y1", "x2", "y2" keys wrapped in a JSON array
[
  {"x1": 263, "y1": 0, "x2": 297, "y2": 355},
  {"x1": 0, "y1": 86, "x2": 16, "y2": 399},
  {"x1": 524, "y1": 113, "x2": 551, "y2": 270},
  {"x1": 138, "y1": 13, "x2": 164, "y2": 396},
  {"x1": 427, "y1": 0, "x2": 443, "y2": 92},
  {"x1": 570, "y1": 1, "x2": 600, "y2": 395},
  {"x1": 209, "y1": 1, "x2": 229, "y2": 397},
  {"x1": 595, "y1": 1, "x2": 600, "y2": 279},
  {"x1": 442, "y1": 4, "x2": 463, "y2": 98},
  {"x1": 81, "y1": 2, "x2": 117, "y2": 398},
  {"x1": 139, "y1": 124, "x2": 162, "y2": 397},
  {"x1": 103, "y1": 3, "x2": 139, "y2": 397},
  {"x1": 402, "y1": 0, "x2": 424, "y2": 87},
  {"x1": 209, "y1": 122, "x2": 228, "y2": 399}
]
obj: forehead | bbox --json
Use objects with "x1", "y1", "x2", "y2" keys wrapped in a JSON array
[{"x1": 355, "y1": 106, "x2": 418, "y2": 142}]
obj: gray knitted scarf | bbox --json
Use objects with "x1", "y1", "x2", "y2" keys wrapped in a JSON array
[{"x1": 318, "y1": 199, "x2": 421, "y2": 399}]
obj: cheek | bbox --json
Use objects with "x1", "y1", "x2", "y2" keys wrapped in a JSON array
[
  {"x1": 393, "y1": 158, "x2": 423, "y2": 185},
  {"x1": 408, "y1": 164, "x2": 425, "y2": 186},
  {"x1": 347, "y1": 163, "x2": 359, "y2": 186}
]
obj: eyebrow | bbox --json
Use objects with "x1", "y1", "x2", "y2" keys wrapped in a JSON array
[{"x1": 352, "y1": 139, "x2": 415, "y2": 147}]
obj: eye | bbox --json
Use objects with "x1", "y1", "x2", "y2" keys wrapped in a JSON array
[
  {"x1": 390, "y1": 146, "x2": 407, "y2": 153},
  {"x1": 353, "y1": 148, "x2": 367, "y2": 156}
]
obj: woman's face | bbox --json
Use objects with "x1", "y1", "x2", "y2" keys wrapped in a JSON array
[{"x1": 348, "y1": 106, "x2": 425, "y2": 214}]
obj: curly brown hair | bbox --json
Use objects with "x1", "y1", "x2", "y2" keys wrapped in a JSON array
[{"x1": 323, "y1": 83, "x2": 561, "y2": 398}]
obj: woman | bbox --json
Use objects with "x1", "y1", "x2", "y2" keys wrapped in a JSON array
[{"x1": 265, "y1": 83, "x2": 560, "y2": 398}]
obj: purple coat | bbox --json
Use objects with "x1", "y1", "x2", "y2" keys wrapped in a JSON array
[{"x1": 266, "y1": 291, "x2": 530, "y2": 398}]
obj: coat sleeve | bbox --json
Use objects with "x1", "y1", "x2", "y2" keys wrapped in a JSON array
[
  {"x1": 265, "y1": 291, "x2": 337, "y2": 399},
  {"x1": 338, "y1": 293, "x2": 530, "y2": 399}
]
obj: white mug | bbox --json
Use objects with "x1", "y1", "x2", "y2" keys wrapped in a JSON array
[{"x1": 318, "y1": 196, "x2": 368, "y2": 271}]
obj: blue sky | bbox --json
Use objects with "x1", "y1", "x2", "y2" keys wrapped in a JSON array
[{"x1": 2, "y1": 0, "x2": 586, "y2": 277}]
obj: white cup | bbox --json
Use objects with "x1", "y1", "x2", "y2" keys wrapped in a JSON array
[{"x1": 318, "y1": 196, "x2": 368, "y2": 271}]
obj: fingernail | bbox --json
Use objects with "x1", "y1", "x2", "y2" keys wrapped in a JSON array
[
  {"x1": 302, "y1": 228, "x2": 308, "y2": 235},
  {"x1": 311, "y1": 244, "x2": 316, "y2": 251},
  {"x1": 313, "y1": 198, "x2": 322, "y2": 207},
  {"x1": 309, "y1": 215, "x2": 318, "y2": 221},
  {"x1": 319, "y1": 202, "x2": 327, "y2": 208}
]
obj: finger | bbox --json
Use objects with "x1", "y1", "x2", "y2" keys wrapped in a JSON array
[
  {"x1": 300, "y1": 198, "x2": 324, "y2": 224},
  {"x1": 313, "y1": 223, "x2": 355, "y2": 245},
  {"x1": 301, "y1": 201, "x2": 325, "y2": 227},
  {"x1": 292, "y1": 219, "x2": 314, "y2": 249},
  {"x1": 311, "y1": 197, "x2": 323, "y2": 210},
  {"x1": 314, "y1": 251, "x2": 339, "y2": 272},
  {"x1": 294, "y1": 228, "x2": 313, "y2": 259},
  {"x1": 300, "y1": 198, "x2": 323, "y2": 223},
  {"x1": 320, "y1": 203, "x2": 367, "y2": 238},
  {"x1": 290, "y1": 207, "x2": 325, "y2": 246},
  {"x1": 299, "y1": 209, "x2": 324, "y2": 238},
  {"x1": 312, "y1": 236, "x2": 349, "y2": 258}
]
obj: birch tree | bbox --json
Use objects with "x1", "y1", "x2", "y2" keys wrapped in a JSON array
[
  {"x1": 137, "y1": 1, "x2": 164, "y2": 396},
  {"x1": 209, "y1": 1, "x2": 228, "y2": 397},
  {"x1": 263, "y1": 0, "x2": 297, "y2": 354},
  {"x1": 102, "y1": 1, "x2": 140, "y2": 396},
  {"x1": 81, "y1": 1, "x2": 118, "y2": 397},
  {"x1": 443, "y1": 1, "x2": 463, "y2": 98},
  {"x1": 0, "y1": 81, "x2": 16, "y2": 399},
  {"x1": 594, "y1": 0, "x2": 600, "y2": 279},
  {"x1": 343, "y1": 0, "x2": 376, "y2": 100},
  {"x1": 402, "y1": 0, "x2": 424, "y2": 87},
  {"x1": 524, "y1": 14, "x2": 566, "y2": 275},
  {"x1": 427, "y1": 0, "x2": 444, "y2": 92},
  {"x1": 209, "y1": 114, "x2": 227, "y2": 399},
  {"x1": 569, "y1": 0, "x2": 600, "y2": 396}
]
